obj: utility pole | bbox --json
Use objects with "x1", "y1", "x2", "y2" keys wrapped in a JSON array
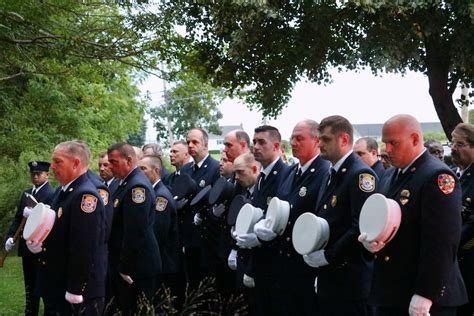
[
  {"x1": 460, "y1": 83, "x2": 470, "y2": 123},
  {"x1": 163, "y1": 79, "x2": 174, "y2": 145}
]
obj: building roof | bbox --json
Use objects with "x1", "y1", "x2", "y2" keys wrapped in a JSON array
[
  {"x1": 208, "y1": 124, "x2": 244, "y2": 139},
  {"x1": 353, "y1": 122, "x2": 444, "y2": 140}
]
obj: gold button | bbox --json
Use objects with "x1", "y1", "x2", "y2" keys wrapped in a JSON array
[
  {"x1": 287, "y1": 253, "x2": 290, "y2": 257},
  {"x1": 290, "y1": 204, "x2": 293, "y2": 209},
  {"x1": 286, "y1": 237, "x2": 290, "y2": 242},
  {"x1": 384, "y1": 256, "x2": 390, "y2": 262},
  {"x1": 279, "y1": 250, "x2": 283, "y2": 254}
]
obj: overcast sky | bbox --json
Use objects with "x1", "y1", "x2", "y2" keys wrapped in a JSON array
[{"x1": 143, "y1": 69, "x2": 465, "y2": 142}]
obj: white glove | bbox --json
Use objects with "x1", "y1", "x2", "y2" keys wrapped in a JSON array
[
  {"x1": 23, "y1": 206, "x2": 32, "y2": 218},
  {"x1": 243, "y1": 274, "x2": 255, "y2": 288},
  {"x1": 212, "y1": 203, "x2": 226, "y2": 217},
  {"x1": 5, "y1": 237, "x2": 15, "y2": 252},
  {"x1": 228, "y1": 249, "x2": 237, "y2": 270},
  {"x1": 193, "y1": 213, "x2": 203, "y2": 226},
  {"x1": 230, "y1": 226, "x2": 237, "y2": 240},
  {"x1": 26, "y1": 240, "x2": 42, "y2": 254},
  {"x1": 358, "y1": 232, "x2": 386, "y2": 253},
  {"x1": 409, "y1": 294, "x2": 432, "y2": 316},
  {"x1": 65, "y1": 291, "x2": 84, "y2": 304},
  {"x1": 303, "y1": 250, "x2": 329, "y2": 268},
  {"x1": 119, "y1": 273, "x2": 134, "y2": 285},
  {"x1": 236, "y1": 233, "x2": 261, "y2": 249},
  {"x1": 254, "y1": 218, "x2": 277, "y2": 241}
]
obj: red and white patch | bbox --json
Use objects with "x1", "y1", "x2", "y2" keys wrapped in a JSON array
[{"x1": 437, "y1": 174, "x2": 455, "y2": 195}]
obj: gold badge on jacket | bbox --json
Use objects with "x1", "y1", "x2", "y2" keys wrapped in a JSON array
[
  {"x1": 57, "y1": 207, "x2": 63, "y2": 218},
  {"x1": 400, "y1": 189, "x2": 410, "y2": 205},
  {"x1": 299, "y1": 186, "x2": 307, "y2": 197},
  {"x1": 331, "y1": 195, "x2": 337, "y2": 207}
]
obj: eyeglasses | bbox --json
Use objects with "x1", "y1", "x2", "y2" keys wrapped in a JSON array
[{"x1": 450, "y1": 142, "x2": 470, "y2": 149}]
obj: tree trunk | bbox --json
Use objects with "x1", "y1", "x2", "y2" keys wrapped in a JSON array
[{"x1": 425, "y1": 35, "x2": 462, "y2": 140}]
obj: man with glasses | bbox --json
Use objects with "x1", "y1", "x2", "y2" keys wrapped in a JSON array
[{"x1": 451, "y1": 123, "x2": 474, "y2": 316}]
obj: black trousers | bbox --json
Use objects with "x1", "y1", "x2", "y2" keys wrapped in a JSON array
[
  {"x1": 115, "y1": 274, "x2": 155, "y2": 316},
  {"x1": 22, "y1": 256, "x2": 40, "y2": 316},
  {"x1": 375, "y1": 305, "x2": 457, "y2": 316},
  {"x1": 318, "y1": 299, "x2": 369, "y2": 316},
  {"x1": 43, "y1": 296, "x2": 104, "y2": 316}
]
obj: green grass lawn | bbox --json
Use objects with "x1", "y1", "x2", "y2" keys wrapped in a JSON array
[{"x1": 0, "y1": 255, "x2": 33, "y2": 315}]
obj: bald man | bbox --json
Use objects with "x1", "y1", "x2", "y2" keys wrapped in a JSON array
[{"x1": 359, "y1": 115, "x2": 467, "y2": 316}]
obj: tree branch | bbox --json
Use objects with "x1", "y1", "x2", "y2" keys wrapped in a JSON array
[{"x1": 0, "y1": 71, "x2": 24, "y2": 81}]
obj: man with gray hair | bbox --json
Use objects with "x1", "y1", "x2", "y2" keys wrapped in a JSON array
[{"x1": 32, "y1": 140, "x2": 107, "y2": 315}]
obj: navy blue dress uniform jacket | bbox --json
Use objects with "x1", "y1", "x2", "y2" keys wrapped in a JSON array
[
  {"x1": 272, "y1": 156, "x2": 330, "y2": 280},
  {"x1": 181, "y1": 156, "x2": 220, "y2": 251},
  {"x1": 153, "y1": 180, "x2": 180, "y2": 274},
  {"x1": 371, "y1": 159, "x2": 386, "y2": 179},
  {"x1": 315, "y1": 152, "x2": 377, "y2": 301},
  {"x1": 109, "y1": 168, "x2": 162, "y2": 279},
  {"x1": 370, "y1": 151, "x2": 467, "y2": 308},
  {"x1": 458, "y1": 164, "x2": 474, "y2": 310},
  {"x1": 247, "y1": 158, "x2": 290, "y2": 279},
  {"x1": 37, "y1": 173, "x2": 107, "y2": 299},
  {"x1": 7, "y1": 182, "x2": 55, "y2": 257},
  {"x1": 87, "y1": 169, "x2": 114, "y2": 242}
]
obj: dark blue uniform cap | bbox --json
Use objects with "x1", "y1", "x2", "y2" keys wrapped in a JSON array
[
  {"x1": 28, "y1": 161, "x2": 50, "y2": 173},
  {"x1": 208, "y1": 177, "x2": 235, "y2": 206}
]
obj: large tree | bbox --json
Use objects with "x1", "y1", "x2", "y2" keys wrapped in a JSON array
[
  {"x1": 150, "y1": 70, "x2": 223, "y2": 146},
  {"x1": 0, "y1": 1, "x2": 153, "y2": 232},
  {"x1": 146, "y1": 0, "x2": 473, "y2": 139}
]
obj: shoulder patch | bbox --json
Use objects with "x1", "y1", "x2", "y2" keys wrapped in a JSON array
[
  {"x1": 438, "y1": 174, "x2": 455, "y2": 195},
  {"x1": 81, "y1": 194, "x2": 98, "y2": 213},
  {"x1": 132, "y1": 187, "x2": 146, "y2": 204},
  {"x1": 359, "y1": 173, "x2": 375, "y2": 192},
  {"x1": 156, "y1": 197, "x2": 168, "y2": 212},
  {"x1": 98, "y1": 189, "x2": 109, "y2": 206}
]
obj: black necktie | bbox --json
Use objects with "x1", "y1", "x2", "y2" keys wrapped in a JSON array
[
  {"x1": 32, "y1": 188, "x2": 37, "y2": 196},
  {"x1": 193, "y1": 164, "x2": 199, "y2": 173},
  {"x1": 104, "y1": 181, "x2": 108, "y2": 188},
  {"x1": 258, "y1": 172, "x2": 266, "y2": 190},
  {"x1": 393, "y1": 169, "x2": 403, "y2": 183},
  {"x1": 327, "y1": 168, "x2": 336, "y2": 187},
  {"x1": 294, "y1": 168, "x2": 302, "y2": 184}
]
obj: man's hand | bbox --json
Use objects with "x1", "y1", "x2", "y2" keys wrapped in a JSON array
[
  {"x1": 254, "y1": 218, "x2": 277, "y2": 241},
  {"x1": 228, "y1": 249, "x2": 237, "y2": 270},
  {"x1": 65, "y1": 291, "x2": 84, "y2": 304},
  {"x1": 236, "y1": 233, "x2": 261, "y2": 249},
  {"x1": 26, "y1": 240, "x2": 42, "y2": 254},
  {"x1": 303, "y1": 250, "x2": 329, "y2": 268},
  {"x1": 193, "y1": 213, "x2": 203, "y2": 226},
  {"x1": 408, "y1": 294, "x2": 432, "y2": 316},
  {"x1": 4, "y1": 237, "x2": 15, "y2": 252},
  {"x1": 23, "y1": 206, "x2": 33, "y2": 218},
  {"x1": 243, "y1": 274, "x2": 255, "y2": 288},
  {"x1": 120, "y1": 273, "x2": 134, "y2": 285},
  {"x1": 358, "y1": 232, "x2": 386, "y2": 253}
]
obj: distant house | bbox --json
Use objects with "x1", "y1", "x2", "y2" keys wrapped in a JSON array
[
  {"x1": 353, "y1": 122, "x2": 444, "y2": 141},
  {"x1": 208, "y1": 124, "x2": 244, "y2": 152}
]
